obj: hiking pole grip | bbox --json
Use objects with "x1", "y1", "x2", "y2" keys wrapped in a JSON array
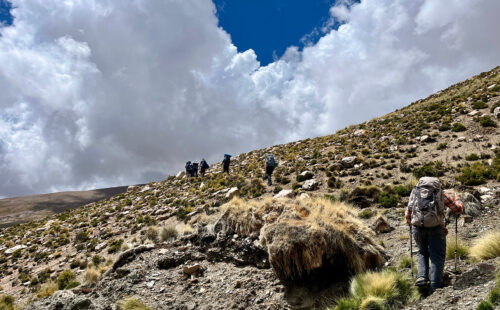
[{"x1": 410, "y1": 225, "x2": 414, "y2": 278}]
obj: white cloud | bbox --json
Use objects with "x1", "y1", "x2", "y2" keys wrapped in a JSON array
[{"x1": 1, "y1": 0, "x2": 500, "y2": 197}]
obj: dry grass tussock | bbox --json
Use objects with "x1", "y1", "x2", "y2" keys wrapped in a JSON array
[
  {"x1": 85, "y1": 265, "x2": 109, "y2": 285},
  {"x1": 117, "y1": 297, "x2": 152, "y2": 310},
  {"x1": 220, "y1": 197, "x2": 385, "y2": 280},
  {"x1": 36, "y1": 281, "x2": 58, "y2": 299},
  {"x1": 333, "y1": 270, "x2": 417, "y2": 310},
  {"x1": 470, "y1": 231, "x2": 500, "y2": 261}
]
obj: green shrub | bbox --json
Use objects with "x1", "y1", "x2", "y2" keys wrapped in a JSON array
[
  {"x1": 57, "y1": 270, "x2": 76, "y2": 290},
  {"x1": 327, "y1": 177, "x2": 343, "y2": 189},
  {"x1": 108, "y1": 239, "x2": 124, "y2": 254},
  {"x1": 412, "y1": 161, "x2": 445, "y2": 178},
  {"x1": 476, "y1": 300, "x2": 494, "y2": 310},
  {"x1": 0, "y1": 295, "x2": 15, "y2": 310},
  {"x1": 291, "y1": 182, "x2": 301, "y2": 190},
  {"x1": 358, "y1": 209, "x2": 375, "y2": 219},
  {"x1": 472, "y1": 101, "x2": 488, "y2": 109},
  {"x1": 466, "y1": 153, "x2": 480, "y2": 161},
  {"x1": 378, "y1": 192, "x2": 399, "y2": 208},
  {"x1": 117, "y1": 297, "x2": 152, "y2": 310},
  {"x1": 479, "y1": 116, "x2": 496, "y2": 127},
  {"x1": 488, "y1": 286, "x2": 500, "y2": 305},
  {"x1": 393, "y1": 184, "x2": 413, "y2": 197},
  {"x1": 457, "y1": 162, "x2": 496, "y2": 186},
  {"x1": 451, "y1": 122, "x2": 467, "y2": 132},
  {"x1": 437, "y1": 142, "x2": 447, "y2": 150}
]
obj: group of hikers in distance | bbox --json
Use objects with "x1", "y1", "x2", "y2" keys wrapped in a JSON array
[
  {"x1": 185, "y1": 153, "x2": 463, "y2": 294},
  {"x1": 184, "y1": 153, "x2": 278, "y2": 185}
]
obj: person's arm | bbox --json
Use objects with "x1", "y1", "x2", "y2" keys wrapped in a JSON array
[
  {"x1": 444, "y1": 192, "x2": 464, "y2": 214},
  {"x1": 405, "y1": 190, "x2": 414, "y2": 225}
]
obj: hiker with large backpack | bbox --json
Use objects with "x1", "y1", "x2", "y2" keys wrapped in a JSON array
[
  {"x1": 265, "y1": 153, "x2": 278, "y2": 186},
  {"x1": 222, "y1": 154, "x2": 231, "y2": 174},
  {"x1": 200, "y1": 159, "x2": 209, "y2": 177},
  {"x1": 185, "y1": 161, "x2": 192, "y2": 178},
  {"x1": 405, "y1": 177, "x2": 463, "y2": 293},
  {"x1": 192, "y1": 162, "x2": 199, "y2": 177}
]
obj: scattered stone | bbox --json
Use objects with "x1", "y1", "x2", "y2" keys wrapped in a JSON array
[
  {"x1": 302, "y1": 179, "x2": 319, "y2": 191},
  {"x1": 226, "y1": 187, "x2": 240, "y2": 199},
  {"x1": 127, "y1": 185, "x2": 138, "y2": 192},
  {"x1": 457, "y1": 137, "x2": 466, "y2": 142},
  {"x1": 371, "y1": 216, "x2": 394, "y2": 234},
  {"x1": 273, "y1": 190, "x2": 294, "y2": 199},
  {"x1": 353, "y1": 129, "x2": 366, "y2": 137},
  {"x1": 183, "y1": 264, "x2": 202, "y2": 275},
  {"x1": 494, "y1": 107, "x2": 500, "y2": 119},
  {"x1": 5, "y1": 245, "x2": 27, "y2": 255},
  {"x1": 176, "y1": 171, "x2": 186, "y2": 179},
  {"x1": 341, "y1": 156, "x2": 357, "y2": 168},
  {"x1": 468, "y1": 110, "x2": 480, "y2": 116},
  {"x1": 299, "y1": 171, "x2": 314, "y2": 180},
  {"x1": 419, "y1": 135, "x2": 430, "y2": 143}
]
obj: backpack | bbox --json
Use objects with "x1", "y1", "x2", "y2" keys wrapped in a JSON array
[
  {"x1": 266, "y1": 154, "x2": 278, "y2": 167},
  {"x1": 185, "y1": 161, "x2": 192, "y2": 169},
  {"x1": 201, "y1": 160, "x2": 209, "y2": 169},
  {"x1": 409, "y1": 177, "x2": 445, "y2": 228}
]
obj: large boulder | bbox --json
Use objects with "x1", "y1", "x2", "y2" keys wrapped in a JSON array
[
  {"x1": 226, "y1": 187, "x2": 240, "y2": 199},
  {"x1": 302, "y1": 179, "x2": 319, "y2": 191},
  {"x1": 274, "y1": 189, "x2": 295, "y2": 199},
  {"x1": 371, "y1": 216, "x2": 394, "y2": 234},
  {"x1": 341, "y1": 156, "x2": 357, "y2": 168}
]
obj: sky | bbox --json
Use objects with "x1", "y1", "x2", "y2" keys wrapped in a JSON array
[{"x1": 1, "y1": 0, "x2": 500, "y2": 198}]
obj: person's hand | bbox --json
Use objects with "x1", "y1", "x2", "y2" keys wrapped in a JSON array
[
  {"x1": 406, "y1": 217, "x2": 411, "y2": 226},
  {"x1": 444, "y1": 227, "x2": 448, "y2": 235}
]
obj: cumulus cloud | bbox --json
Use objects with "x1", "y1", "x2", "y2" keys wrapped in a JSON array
[{"x1": 1, "y1": 0, "x2": 500, "y2": 197}]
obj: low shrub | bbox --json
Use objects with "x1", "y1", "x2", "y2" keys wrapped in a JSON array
[
  {"x1": 479, "y1": 116, "x2": 496, "y2": 127},
  {"x1": 36, "y1": 281, "x2": 58, "y2": 299},
  {"x1": 472, "y1": 101, "x2": 488, "y2": 109},
  {"x1": 465, "y1": 153, "x2": 480, "y2": 161},
  {"x1": 412, "y1": 161, "x2": 445, "y2": 178},
  {"x1": 437, "y1": 142, "x2": 447, "y2": 150},
  {"x1": 457, "y1": 162, "x2": 496, "y2": 186},
  {"x1": 0, "y1": 295, "x2": 14, "y2": 310},
  {"x1": 108, "y1": 239, "x2": 124, "y2": 254},
  {"x1": 476, "y1": 300, "x2": 494, "y2": 310},
  {"x1": 160, "y1": 225, "x2": 178, "y2": 241},
  {"x1": 358, "y1": 209, "x2": 375, "y2": 219},
  {"x1": 57, "y1": 270, "x2": 78, "y2": 290},
  {"x1": 470, "y1": 231, "x2": 500, "y2": 261},
  {"x1": 378, "y1": 192, "x2": 399, "y2": 208},
  {"x1": 451, "y1": 122, "x2": 467, "y2": 132}
]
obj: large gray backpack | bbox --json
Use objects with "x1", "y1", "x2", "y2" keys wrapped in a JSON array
[{"x1": 409, "y1": 177, "x2": 445, "y2": 227}]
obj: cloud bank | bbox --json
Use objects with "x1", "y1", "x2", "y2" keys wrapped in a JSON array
[{"x1": 1, "y1": 0, "x2": 500, "y2": 197}]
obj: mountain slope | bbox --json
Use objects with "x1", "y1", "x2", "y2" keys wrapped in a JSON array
[{"x1": 1, "y1": 66, "x2": 500, "y2": 309}]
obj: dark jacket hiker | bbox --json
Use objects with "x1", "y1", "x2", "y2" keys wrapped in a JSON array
[
  {"x1": 222, "y1": 154, "x2": 231, "y2": 174},
  {"x1": 265, "y1": 154, "x2": 278, "y2": 185},
  {"x1": 200, "y1": 159, "x2": 209, "y2": 177},
  {"x1": 405, "y1": 177, "x2": 463, "y2": 291}
]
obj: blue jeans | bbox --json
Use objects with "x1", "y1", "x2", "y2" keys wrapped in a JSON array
[{"x1": 413, "y1": 226, "x2": 446, "y2": 291}]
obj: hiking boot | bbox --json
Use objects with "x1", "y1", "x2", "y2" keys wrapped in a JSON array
[{"x1": 415, "y1": 277, "x2": 428, "y2": 287}]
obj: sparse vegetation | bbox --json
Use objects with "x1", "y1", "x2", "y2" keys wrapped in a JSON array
[
  {"x1": 57, "y1": 270, "x2": 79, "y2": 290},
  {"x1": 332, "y1": 271, "x2": 417, "y2": 310},
  {"x1": 0, "y1": 296, "x2": 15, "y2": 310},
  {"x1": 445, "y1": 236, "x2": 470, "y2": 260},
  {"x1": 470, "y1": 231, "x2": 500, "y2": 261},
  {"x1": 451, "y1": 122, "x2": 467, "y2": 132},
  {"x1": 117, "y1": 297, "x2": 152, "y2": 310}
]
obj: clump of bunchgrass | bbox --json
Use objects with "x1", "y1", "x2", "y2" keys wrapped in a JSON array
[
  {"x1": 117, "y1": 297, "x2": 152, "y2": 310},
  {"x1": 470, "y1": 231, "x2": 500, "y2": 261},
  {"x1": 445, "y1": 236, "x2": 470, "y2": 260}
]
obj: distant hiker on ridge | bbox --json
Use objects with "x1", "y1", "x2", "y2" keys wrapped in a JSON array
[
  {"x1": 265, "y1": 153, "x2": 278, "y2": 186},
  {"x1": 185, "y1": 161, "x2": 192, "y2": 178},
  {"x1": 405, "y1": 177, "x2": 463, "y2": 293},
  {"x1": 200, "y1": 159, "x2": 209, "y2": 177},
  {"x1": 222, "y1": 154, "x2": 231, "y2": 174},
  {"x1": 192, "y1": 162, "x2": 199, "y2": 177}
]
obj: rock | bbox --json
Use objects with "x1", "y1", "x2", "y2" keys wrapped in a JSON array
[
  {"x1": 457, "y1": 137, "x2": 466, "y2": 142},
  {"x1": 353, "y1": 129, "x2": 366, "y2": 137},
  {"x1": 127, "y1": 185, "x2": 138, "y2": 192},
  {"x1": 468, "y1": 110, "x2": 480, "y2": 116},
  {"x1": 299, "y1": 193, "x2": 310, "y2": 200},
  {"x1": 463, "y1": 193, "x2": 482, "y2": 217},
  {"x1": 299, "y1": 171, "x2": 314, "y2": 180},
  {"x1": 494, "y1": 107, "x2": 500, "y2": 119},
  {"x1": 111, "y1": 245, "x2": 155, "y2": 271},
  {"x1": 458, "y1": 215, "x2": 473, "y2": 227},
  {"x1": 183, "y1": 264, "x2": 202, "y2": 275},
  {"x1": 302, "y1": 179, "x2": 319, "y2": 191},
  {"x1": 226, "y1": 187, "x2": 239, "y2": 199},
  {"x1": 454, "y1": 263, "x2": 496, "y2": 290},
  {"x1": 487, "y1": 84, "x2": 496, "y2": 89},
  {"x1": 273, "y1": 190, "x2": 294, "y2": 199},
  {"x1": 5, "y1": 245, "x2": 27, "y2": 255},
  {"x1": 478, "y1": 187, "x2": 492, "y2": 195},
  {"x1": 341, "y1": 156, "x2": 357, "y2": 168},
  {"x1": 419, "y1": 135, "x2": 430, "y2": 143},
  {"x1": 176, "y1": 171, "x2": 185, "y2": 179},
  {"x1": 371, "y1": 216, "x2": 394, "y2": 234},
  {"x1": 480, "y1": 194, "x2": 493, "y2": 203}
]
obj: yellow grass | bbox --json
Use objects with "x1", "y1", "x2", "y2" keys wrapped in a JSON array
[
  {"x1": 36, "y1": 281, "x2": 58, "y2": 299},
  {"x1": 446, "y1": 236, "x2": 470, "y2": 260},
  {"x1": 470, "y1": 231, "x2": 500, "y2": 261},
  {"x1": 117, "y1": 297, "x2": 152, "y2": 310},
  {"x1": 84, "y1": 265, "x2": 109, "y2": 285},
  {"x1": 222, "y1": 197, "x2": 386, "y2": 280}
]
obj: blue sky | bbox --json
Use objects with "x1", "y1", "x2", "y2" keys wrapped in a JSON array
[
  {"x1": 0, "y1": 0, "x2": 12, "y2": 26},
  {"x1": 214, "y1": 0, "x2": 337, "y2": 65}
]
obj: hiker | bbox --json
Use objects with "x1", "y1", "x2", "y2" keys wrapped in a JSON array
[
  {"x1": 192, "y1": 162, "x2": 199, "y2": 177},
  {"x1": 222, "y1": 154, "x2": 231, "y2": 174},
  {"x1": 405, "y1": 177, "x2": 463, "y2": 293},
  {"x1": 185, "y1": 161, "x2": 192, "y2": 178},
  {"x1": 265, "y1": 153, "x2": 278, "y2": 185},
  {"x1": 200, "y1": 159, "x2": 209, "y2": 177}
]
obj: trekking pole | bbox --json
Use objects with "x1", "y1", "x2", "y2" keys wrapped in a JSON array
[
  {"x1": 410, "y1": 225, "x2": 414, "y2": 279},
  {"x1": 455, "y1": 214, "x2": 458, "y2": 273}
]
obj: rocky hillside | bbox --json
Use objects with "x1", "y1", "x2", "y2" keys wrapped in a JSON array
[{"x1": 1, "y1": 66, "x2": 500, "y2": 309}]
